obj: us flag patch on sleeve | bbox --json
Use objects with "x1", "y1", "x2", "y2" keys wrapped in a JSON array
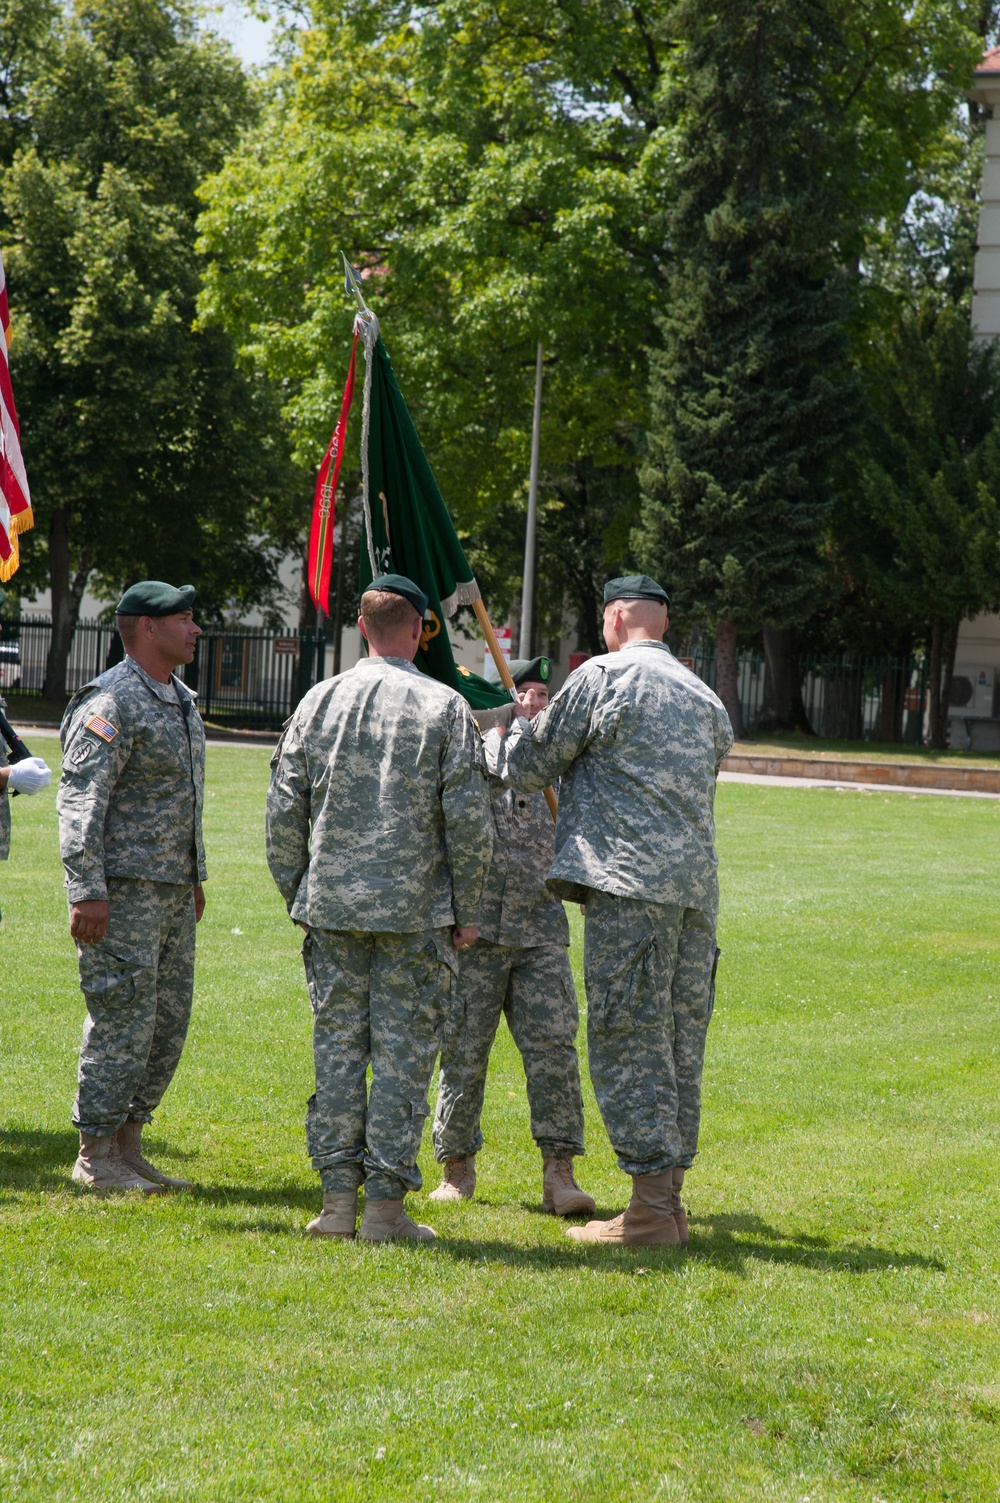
[{"x1": 84, "y1": 714, "x2": 119, "y2": 742}]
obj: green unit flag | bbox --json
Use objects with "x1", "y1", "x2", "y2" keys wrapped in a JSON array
[{"x1": 357, "y1": 319, "x2": 509, "y2": 711}]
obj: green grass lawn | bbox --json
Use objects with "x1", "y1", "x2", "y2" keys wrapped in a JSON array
[{"x1": 3, "y1": 751, "x2": 1000, "y2": 1501}]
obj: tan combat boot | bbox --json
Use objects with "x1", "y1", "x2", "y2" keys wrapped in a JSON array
[
  {"x1": 428, "y1": 1155, "x2": 476, "y2": 1202},
  {"x1": 358, "y1": 1198, "x2": 436, "y2": 1243},
  {"x1": 72, "y1": 1131, "x2": 165, "y2": 1194},
  {"x1": 672, "y1": 1167, "x2": 689, "y2": 1247},
  {"x1": 567, "y1": 1171, "x2": 680, "y2": 1246},
  {"x1": 306, "y1": 1191, "x2": 358, "y2": 1239},
  {"x1": 116, "y1": 1119, "x2": 192, "y2": 1189},
  {"x1": 542, "y1": 1157, "x2": 596, "y2": 1216}
]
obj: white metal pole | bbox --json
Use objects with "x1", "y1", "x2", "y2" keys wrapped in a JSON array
[{"x1": 519, "y1": 342, "x2": 544, "y2": 657}]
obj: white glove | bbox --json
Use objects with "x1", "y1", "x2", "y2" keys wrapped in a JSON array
[{"x1": 7, "y1": 756, "x2": 52, "y2": 794}]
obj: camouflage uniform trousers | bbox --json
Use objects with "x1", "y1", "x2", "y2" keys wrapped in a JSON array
[
  {"x1": 432, "y1": 940, "x2": 585, "y2": 1162},
  {"x1": 73, "y1": 877, "x2": 196, "y2": 1135},
  {"x1": 303, "y1": 926, "x2": 457, "y2": 1199},
  {"x1": 583, "y1": 890, "x2": 719, "y2": 1177}
]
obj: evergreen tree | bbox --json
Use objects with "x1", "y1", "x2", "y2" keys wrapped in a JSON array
[
  {"x1": 637, "y1": 0, "x2": 860, "y2": 736},
  {"x1": 841, "y1": 305, "x2": 1000, "y2": 746}
]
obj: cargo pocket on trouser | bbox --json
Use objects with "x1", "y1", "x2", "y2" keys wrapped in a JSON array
[
  {"x1": 78, "y1": 941, "x2": 151, "y2": 1014},
  {"x1": 410, "y1": 933, "x2": 458, "y2": 1051},
  {"x1": 590, "y1": 931, "x2": 658, "y2": 1037}
]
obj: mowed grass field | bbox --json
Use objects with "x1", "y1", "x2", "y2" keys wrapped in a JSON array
[{"x1": 3, "y1": 744, "x2": 1000, "y2": 1502}]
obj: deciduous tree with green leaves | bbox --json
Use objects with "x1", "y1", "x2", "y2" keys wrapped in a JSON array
[
  {"x1": 197, "y1": 0, "x2": 670, "y2": 651},
  {"x1": 1, "y1": 0, "x2": 296, "y2": 695}
]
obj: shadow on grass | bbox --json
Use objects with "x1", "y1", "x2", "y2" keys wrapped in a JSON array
[
  {"x1": 430, "y1": 1212, "x2": 943, "y2": 1276},
  {"x1": 0, "y1": 1127, "x2": 77, "y2": 1195},
  {"x1": 0, "y1": 1138, "x2": 945, "y2": 1278},
  {"x1": 0, "y1": 1129, "x2": 317, "y2": 1208},
  {"x1": 191, "y1": 1184, "x2": 320, "y2": 1213},
  {"x1": 687, "y1": 1211, "x2": 944, "y2": 1275}
]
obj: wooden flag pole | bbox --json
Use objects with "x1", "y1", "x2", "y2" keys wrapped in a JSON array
[{"x1": 473, "y1": 596, "x2": 558, "y2": 822}]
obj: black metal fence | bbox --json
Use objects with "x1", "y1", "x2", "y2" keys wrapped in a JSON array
[
  {"x1": 0, "y1": 612, "x2": 931, "y2": 740},
  {"x1": 0, "y1": 615, "x2": 330, "y2": 729},
  {"x1": 678, "y1": 646, "x2": 929, "y2": 744}
]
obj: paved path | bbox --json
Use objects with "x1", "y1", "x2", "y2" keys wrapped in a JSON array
[{"x1": 719, "y1": 770, "x2": 1000, "y2": 800}]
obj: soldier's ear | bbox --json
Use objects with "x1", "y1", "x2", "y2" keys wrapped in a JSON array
[{"x1": 358, "y1": 616, "x2": 369, "y2": 643}]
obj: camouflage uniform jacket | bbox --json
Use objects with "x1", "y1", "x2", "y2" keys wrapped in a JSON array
[
  {"x1": 58, "y1": 656, "x2": 206, "y2": 903},
  {"x1": 266, "y1": 655, "x2": 492, "y2": 933},
  {"x1": 485, "y1": 641, "x2": 734, "y2": 914},
  {"x1": 477, "y1": 779, "x2": 569, "y2": 947}
]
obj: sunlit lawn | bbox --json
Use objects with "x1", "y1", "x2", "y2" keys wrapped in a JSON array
[{"x1": 2, "y1": 745, "x2": 1000, "y2": 1501}]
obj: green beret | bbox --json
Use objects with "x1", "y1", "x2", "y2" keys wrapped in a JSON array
[
  {"x1": 603, "y1": 574, "x2": 670, "y2": 608},
  {"x1": 486, "y1": 655, "x2": 550, "y2": 688},
  {"x1": 115, "y1": 581, "x2": 196, "y2": 616},
  {"x1": 363, "y1": 572, "x2": 429, "y2": 618}
]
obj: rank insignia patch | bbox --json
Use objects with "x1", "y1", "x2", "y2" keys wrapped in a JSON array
[{"x1": 84, "y1": 715, "x2": 119, "y2": 743}]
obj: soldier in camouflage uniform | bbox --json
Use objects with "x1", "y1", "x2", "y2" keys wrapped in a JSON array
[
  {"x1": 266, "y1": 573, "x2": 492, "y2": 1244},
  {"x1": 429, "y1": 656, "x2": 595, "y2": 1217},
  {"x1": 486, "y1": 576, "x2": 733, "y2": 1247},
  {"x1": 57, "y1": 581, "x2": 207, "y2": 1195}
]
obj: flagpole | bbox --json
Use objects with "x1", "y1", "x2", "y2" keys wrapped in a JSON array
[
  {"x1": 473, "y1": 596, "x2": 557, "y2": 823},
  {"x1": 518, "y1": 342, "x2": 543, "y2": 656},
  {"x1": 332, "y1": 496, "x2": 349, "y2": 676},
  {"x1": 315, "y1": 604, "x2": 326, "y2": 684}
]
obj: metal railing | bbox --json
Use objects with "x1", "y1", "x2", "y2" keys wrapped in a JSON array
[
  {"x1": 0, "y1": 615, "x2": 330, "y2": 729},
  {"x1": 0, "y1": 613, "x2": 931, "y2": 740},
  {"x1": 677, "y1": 647, "x2": 928, "y2": 742}
]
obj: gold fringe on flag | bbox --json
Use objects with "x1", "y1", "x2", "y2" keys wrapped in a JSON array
[{"x1": 0, "y1": 503, "x2": 34, "y2": 582}]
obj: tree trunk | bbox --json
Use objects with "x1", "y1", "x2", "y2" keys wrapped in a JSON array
[
  {"x1": 715, "y1": 617, "x2": 746, "y2": 739},
  {"x1": 941, "y1": 621, "x2": 958, "y2": 743},
  {"x1": 926, "y1": 618, "x2": 942, "y2": 747},
  {"x1": 820, "y1": 661, "x2": 863, "y2": 739},
  {"x1": 927, "y1": 618, "x2": 958, "y2": 750},
  {"x1": 42, "y1": 507, "x2": 92, "y2": 700},
  {"x1": 757, "y1": 626, "x2": 812, "y2": 734},
  {"x1": 877, "y1": 635, "x2": 912, "y2": 744}
]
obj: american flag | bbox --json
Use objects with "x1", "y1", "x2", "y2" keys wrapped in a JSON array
[{"x1": 0, "y1": 249, "x2": 32, "y2": 581}]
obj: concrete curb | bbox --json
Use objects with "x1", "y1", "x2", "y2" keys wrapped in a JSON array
[{"x1": 721, "y1": 751, "x2": 1000, "y2": 794}]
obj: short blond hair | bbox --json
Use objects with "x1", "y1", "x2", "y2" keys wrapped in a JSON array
[{"x1": 361, "y1": 589, "x2": 419, "y2": 638}]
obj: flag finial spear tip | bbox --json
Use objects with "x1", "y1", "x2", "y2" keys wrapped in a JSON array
[{"x1": 341, "y1": 252, "x2": 371, "y2": 317}]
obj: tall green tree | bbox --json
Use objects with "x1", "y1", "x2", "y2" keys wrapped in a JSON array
[
  {"x1": 1, "y1": 0, "x2": 296, "y2": 695},
  {"x1": 635, "y1": 0, "x2": 981, "y2": 737},
  {"x1": 813, "y1": 3, "x2": 1000, "y2": 745},
  {"x1": 197, "y1": 0, "x2": 664, "y2": 651},
  {"x1": 840, "y1": 308, "x2": 1000, "y2": 746}
]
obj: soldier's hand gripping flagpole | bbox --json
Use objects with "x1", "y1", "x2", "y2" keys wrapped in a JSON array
[{"x1": 473, "y1": 598, "x2": 558, "y2": 822}]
